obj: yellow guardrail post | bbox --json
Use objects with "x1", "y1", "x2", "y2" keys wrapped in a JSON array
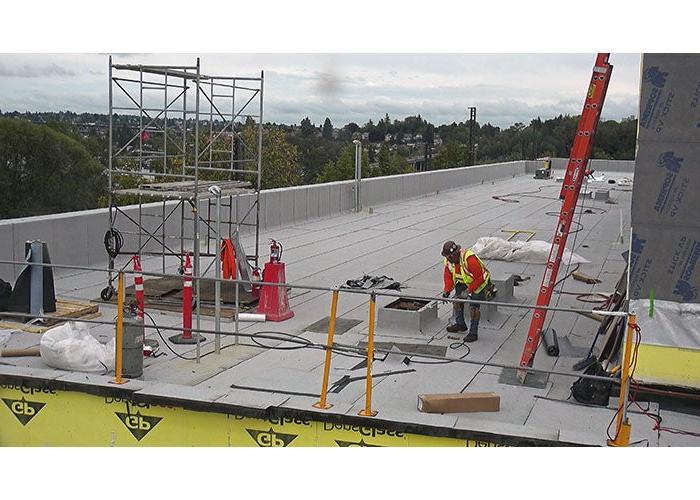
[
  {"x1": 111, "y1": 272, "x2": 127, "y2": 385},
  {"x1": 359, "y1": 292, "x2": 378, "y2": 417},
  {"x1": 608, "y1": 312, "x2": 636, "y2": 446},
  {"x1": 313, "y1": 288, "x2": 340, "y2": 410}
]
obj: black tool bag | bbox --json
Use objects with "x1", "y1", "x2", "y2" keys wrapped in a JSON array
[{"x1": 571, "y1": 360, "x2": 612, "y2": 406}]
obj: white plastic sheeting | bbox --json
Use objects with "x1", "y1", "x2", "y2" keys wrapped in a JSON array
[
  {"x1": 631, "y1": 299, "x2": 700, "y2": 350},
  {"x1": 40, "y1": 322, "x2": 115, "y2": 373},
  {"x1": 471, "y1": 237, "x2": 590, "y2": 265}
]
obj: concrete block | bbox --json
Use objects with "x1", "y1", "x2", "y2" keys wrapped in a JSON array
[
  {"x1": 377, "y1": 298, "x2": 439, "y2": 335},
  {"x1": 491, "y1": 273, "x2": 516, "y2": 302}
]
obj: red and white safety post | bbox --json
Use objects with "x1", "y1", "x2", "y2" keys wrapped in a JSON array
[
  {"x1": 131, "y1": 255, "x2": 145, "y2": 321},
  {"x1": 169, "y1": 252, "x2": 205, "y2": 344}
]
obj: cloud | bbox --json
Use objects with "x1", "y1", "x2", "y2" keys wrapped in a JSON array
[
  {"x1": 0, "y1": 63, "x2": 76, "y2": 78},
  {"x1": 0, "y1": 53, "x2": 641, "y2": 128}
]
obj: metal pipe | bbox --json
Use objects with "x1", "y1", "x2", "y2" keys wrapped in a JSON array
[
  {"x1": 214, "y1": 188, "x2": 222, "y2": 354},
  {"x1": 107, "y1": 56, "x2": 115, "y2": 288},
  {"x1": 112, "y1": 272, "x2": 126, "y2": 385},
  {"x1": 359, "y1": 293, "x2": 378, "y2": 417},
  {"x1": 236, "y1": 313, "x2": 266, "y2": 322},
  {"x1": 194, "y1": 57, "x2": 202, "y2": 363},
  {"x1": 353, "y1": 140, "x2": 362, "y2": 212},
  {"x1": 313, "y1": 289, "x2": 339, "y2": 410},
  {"x1": 0, "y1": 258, "x2": 629, "y2": 318},
  {"x1": 608, "y1": 313, "x2": 636, "y2": 446},
  {"x1": 254, "y1": 71, "x2": 264, "y2": 269},
  {"x1": 235, "y1": 193, "x2": 240, "y2": 345}
]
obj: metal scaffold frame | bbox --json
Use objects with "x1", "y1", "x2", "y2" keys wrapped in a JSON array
[{"x1": 104, "y1": 56, "x2": 264, "y2": 304}]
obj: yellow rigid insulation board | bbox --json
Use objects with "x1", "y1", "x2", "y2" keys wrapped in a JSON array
[
  {"x1": 634, "y1": 344, "x2": 700, "y2": 389},
  {"x1": 0, "y1": 384, "x2": 503, "y2": 447}
]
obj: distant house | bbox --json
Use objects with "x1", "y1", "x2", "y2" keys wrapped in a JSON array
[{"x1": 361, "y1": 132, "x2": 370, "y2": 141}]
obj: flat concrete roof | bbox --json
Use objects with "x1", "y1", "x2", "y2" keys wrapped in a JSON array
[{"x1": 2, "y1": 169, "x2": 698, "y2": 446}]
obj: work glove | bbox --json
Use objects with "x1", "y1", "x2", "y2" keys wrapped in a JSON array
[{"x1": 441, "y1": 291, "x2": 450, "y2": 298}]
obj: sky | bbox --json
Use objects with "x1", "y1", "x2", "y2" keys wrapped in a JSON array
[{"x1": 0, "y1": 53, "x2": 641, "y2": 129}]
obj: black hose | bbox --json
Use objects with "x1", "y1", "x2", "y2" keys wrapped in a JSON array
[{"x1": 104, "y1": 228, "x2": 124, "y2": 259}]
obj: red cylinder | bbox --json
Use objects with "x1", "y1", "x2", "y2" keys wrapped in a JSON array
[
  {"x1": 132, "y1": 255, "x2": 145, "y2": 321},
  {"x1": 182, "y1": 253, "x2": 193, "y2": 339}
]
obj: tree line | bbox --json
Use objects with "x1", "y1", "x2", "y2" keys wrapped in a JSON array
[{"x1": 0, "y1": 111, "x2": 637, "y2": 219}]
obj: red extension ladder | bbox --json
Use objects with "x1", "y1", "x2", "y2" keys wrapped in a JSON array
[{"x1": 517, "y1": 53, "x2": 613, "y2": 382}]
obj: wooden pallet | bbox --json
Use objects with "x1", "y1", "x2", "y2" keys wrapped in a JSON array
[{"x1": 0, "y1": 299, "x2": 100, "y2": 334}]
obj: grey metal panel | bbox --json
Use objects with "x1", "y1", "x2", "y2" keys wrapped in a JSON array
[
  {"x1": 317, "y1": 184, "x2": 331, "y2": 218},
  {"x1": 265, "y1": 190, "x2": 283, "y2": 229},
  {"x1": 278, "y1": 188, "x2": 295, "y2": 227},
  {"x1": 340, "y1": 182, "x2": 354, "y2": 212},
  {"x1": 293, "y1": 187, "x2": 308, "y2": 223},
  {"x1": 0, "y1": 222, "x2": 16, "y2": 282},
  {"x1": 328, "y1": 184, "x2": 341, "y2": 215},
  {"x1": 50, "y1": 214, "x2": 90, "y2": 270},
  {"x1": 306, "y1": 184, "x2": 320, "y2": 220}
]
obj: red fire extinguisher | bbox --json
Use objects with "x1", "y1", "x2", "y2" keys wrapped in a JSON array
[{"x1": 269, "y1": 239, "x2": 282, "y2": 263}]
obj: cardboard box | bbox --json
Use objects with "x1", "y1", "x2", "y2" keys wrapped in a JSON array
[{"x1": 417, "y1": 392, "x2": 500, "y2": 413}]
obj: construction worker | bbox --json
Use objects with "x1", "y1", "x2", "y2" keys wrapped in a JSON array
[{"x1": 441, "y1": 240, "x2": 492, "y2": 342}]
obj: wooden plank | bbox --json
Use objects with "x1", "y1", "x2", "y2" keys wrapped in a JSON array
[{"x1": 0, "y1": 300, "x2": 101, "y2": 334}]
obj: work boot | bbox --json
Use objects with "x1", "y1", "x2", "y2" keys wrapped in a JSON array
[
  {"x1": 465, "y1": 320, "x2": 479, "y2": 342},
  {"x1": 464, "y1": 331, "x2": 478, "y2": 342},
  {"x1": 446, "y1": 323, "x2": 468, "y2": 333}
]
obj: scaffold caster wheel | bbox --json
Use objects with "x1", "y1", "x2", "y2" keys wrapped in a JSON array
[{"x1": 100, "y1": 285, "x2": 115, "y2": 301}]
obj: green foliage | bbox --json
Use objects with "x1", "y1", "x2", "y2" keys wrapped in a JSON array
[
  {"x1": 242, "y1": 124, "x2": 302, "y2": 189},
  {"x1": 322, "y1": 117, "x2": 333, "y2": 140},
  {"x1": 0, "y1": 118, "x2": 105, "y2": 218},
  {"x1": 316, "y1": 144, "x2": 370, "y2": 183},
  {"x1": 375, "y1": 144, "x2": 412, "y2": 176},
  {"x1": 433, "y1": 140, "x2": 469, "y2": 169}
]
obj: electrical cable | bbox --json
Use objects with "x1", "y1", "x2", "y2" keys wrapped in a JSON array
[
  {"x1": 104, "y1": 228, "x2": 124, "y2": 259},
  {"x1": 491, "y1": 185, "x2": 561, "y2": 203}
]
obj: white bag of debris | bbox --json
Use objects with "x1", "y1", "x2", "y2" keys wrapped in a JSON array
[
  {"x1": 40, "y1": 321, "x2": 115, "y2": 373},
  {"x1": 471, "y1": 237, "x2": 590, "y2": 265}
]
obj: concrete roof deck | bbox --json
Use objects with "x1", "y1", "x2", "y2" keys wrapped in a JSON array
[{"x1": 2, "y1": 169, "x2": 699, "y2": 446}]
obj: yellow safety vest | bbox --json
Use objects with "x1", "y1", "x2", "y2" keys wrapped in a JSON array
[{"x1": 444, "y1": 249, "x2": 490, "y2": 294}]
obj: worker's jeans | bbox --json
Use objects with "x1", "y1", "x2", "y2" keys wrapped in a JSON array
[{"x1": 452, "y1": 283, "x2": 484, "y2": 327}]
